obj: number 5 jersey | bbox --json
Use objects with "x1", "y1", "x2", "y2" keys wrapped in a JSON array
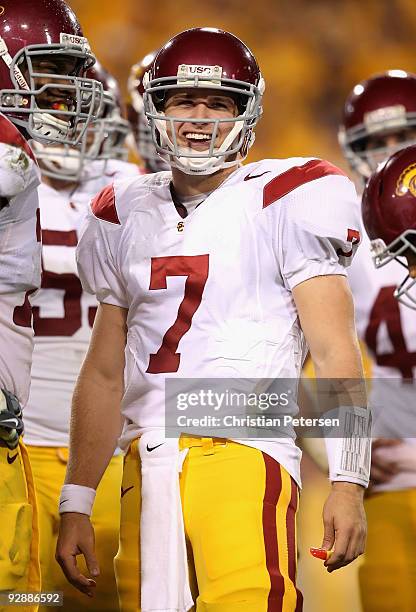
[
  {"x1": 76, "y1": 158, "x2": 361, "y2": 485},
  {"x1": 23, "y1": 160, "x2": 140, "y2": 446}
]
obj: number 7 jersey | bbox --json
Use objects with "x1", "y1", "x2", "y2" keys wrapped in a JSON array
[{"x1": 77, "y1": 158, "x2": 361, "y2": 484}]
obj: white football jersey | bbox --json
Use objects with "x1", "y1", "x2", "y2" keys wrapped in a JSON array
[
  {"x1": 0, "y1": 114, "x2": 41, "y2": 406},
  {"x1": 348, "y1": 231, "x2": 416, "y2": 491},
  {"x1": 77, "y1": 157, "x2": 361, "y2": 485},
  {"x1": 24, "y1": 159, "x2": 140, "y2": 446}
]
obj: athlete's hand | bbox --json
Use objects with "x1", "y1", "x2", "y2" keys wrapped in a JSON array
[
  {"x1": 56, "y1": 512, "x2": 100, "y2": 597},
  {"x1": 320, "y1": 482, "x2": 366, "y2": 572}
]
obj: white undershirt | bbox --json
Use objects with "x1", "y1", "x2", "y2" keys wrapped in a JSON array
[{"x1": 175, "y1": 191, "x2": 211, "y2": 215}]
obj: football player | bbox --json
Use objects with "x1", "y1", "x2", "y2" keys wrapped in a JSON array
[
  {"x1": 127, "y1": 51, "x2": 169, "y2": 172},
  {"x1": 23, "y1": 63, "x2": 138, "y2": 612},
  {"x1": 0, "y1": 0, "x2": 102, "y2": 603},
  {"x1": 56, "y1": 28, "x2": 369, "y2": 611},
  {"x1": 339, "y1": 72, "x2": 416, "y2": 611}
]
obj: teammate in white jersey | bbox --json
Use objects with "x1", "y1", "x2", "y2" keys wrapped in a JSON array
[
  {"x1": 0, "y1": 0, "x2": 103, "y2": 602},
  {"x1": 339, "y1": 71, "x2": 416, "y2": 611},
  {"x1": 24, "y1": 63, "x2": 138, "y2": 611},
  {"x1": 57, "y1": 28, "x2": 369, "y2": 612}
]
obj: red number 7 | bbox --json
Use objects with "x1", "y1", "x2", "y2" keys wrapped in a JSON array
[{"x1": 146, "y1": 254, "x2": 209, "y2": 374}]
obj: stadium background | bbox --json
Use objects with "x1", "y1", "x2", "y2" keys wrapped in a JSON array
[{"x1": 68, "y1": 1, "x2": 414, "y2": 610}]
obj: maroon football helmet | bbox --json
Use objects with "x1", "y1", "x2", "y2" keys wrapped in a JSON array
[
  {"x1": 34, "y1": 61, "x2": 130, "y2": 182},
  {"x1": 362, "y1": 145, "x2": 416, "y2": 308},
  {"x1": 127, "y1": 51, "x2": 168, "y2": 172},
  {"x1": 143, "y1": 28, "x2": 265, "y2": 175},
  {"x1": 0, "y1": 0, "x2": 103, "y2": 145},
  {"x1": 339, "y1": 70, "x2": 416, "y2": 181}
]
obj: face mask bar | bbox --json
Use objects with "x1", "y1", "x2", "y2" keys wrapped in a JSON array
[
  {"x1": 33, "y1": 96, "x2": 130, "y2": 182},
  {"x1": 0, "y1": 43, "x2": 103, "y2": 145},
  {"x1": 144, "y1": 76, "x2": 263, "y2": 175},
  {"x1": 370, "y1": 230, "x2": 416, "y2": 309},
  {"x1": 339, "y1": 117, "x2": 416, "y2": 180},
  {"x1": 395, "y1": 274, "x2": 416, "y2": 309}
]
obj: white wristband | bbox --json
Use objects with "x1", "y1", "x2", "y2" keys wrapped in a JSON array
[
  {"x1": 59, "y1": 484, "x2": 96, "y2": 516},
  {"x1": 324, "y1": 406, "x2": 372, "y2": 488}
]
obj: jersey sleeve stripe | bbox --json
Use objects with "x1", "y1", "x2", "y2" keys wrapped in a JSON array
[
  {"x1": 263, "y1": 159, "x2": 347, "y2": 209},
  {"x1": 90, "y1": 184, "x2": 120, "y2": 225}
]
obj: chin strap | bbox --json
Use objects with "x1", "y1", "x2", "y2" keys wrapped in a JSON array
[
  {"x1": 0, "y1": 36, "x2": 29, "y2": 92},
  {"x1": 33, "y1": 111, "x2": 70, "y2": 141}
]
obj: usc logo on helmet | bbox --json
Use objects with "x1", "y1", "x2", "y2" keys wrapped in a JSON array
[
  {"x1": 0, "y1": 7, "x2": 5, "y2": 16},
  {"x1": 395, "y1": 162, "x2": 416, "y2": 197}
]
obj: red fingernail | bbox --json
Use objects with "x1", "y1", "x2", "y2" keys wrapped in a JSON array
[{"x1": 310, "y1": 547, "x2": 332, "y2": 560}]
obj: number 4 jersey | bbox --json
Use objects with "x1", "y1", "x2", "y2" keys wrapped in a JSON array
[
  {"x1": 76, "y1": 158, "x2": 361, "y2": 484},
  {"x1": 348, "y1": 231, "x2": 416, "y2": 492}
]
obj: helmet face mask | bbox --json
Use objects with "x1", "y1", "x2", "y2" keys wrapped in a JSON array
[
  {"x1": 34, "y1": 63, "x2": 129, "y2": 183},
  {"x1": 144, "y1": 77, "x2": 263, "y2": 175},
  {"x1": 142, "y1": 28, "x2": 265, "y2": 176},
  {"x1": 370, "y1": 231, "x2": 416, "y2": 309},
  {"x1": 0, "y1": 0, "x2": 104, "y2": 146},
  {"x1": 1, "y1": 38, "x2": 103, "y2": 145}
]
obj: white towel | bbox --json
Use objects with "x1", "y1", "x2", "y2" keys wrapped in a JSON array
[{"x1": 138, "y1": 431, "x2": 194, "y2": 612}]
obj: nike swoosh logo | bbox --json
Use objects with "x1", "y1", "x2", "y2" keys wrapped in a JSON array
[
  {"x1": 59, "y1": 498, "x2": 69, "y2": 506},
  {"x1": 244, "y1": 171, "x2": 271, "y2": 181},
  {"x1": 146, "y1": 443, "x2": 164, "y2": 452},
  {"x1": 7, "y1": 453, "x2": 18, "y2": 464},
  {"x1": 121, "y1": 485, "x2": 134, "y2": 498}
]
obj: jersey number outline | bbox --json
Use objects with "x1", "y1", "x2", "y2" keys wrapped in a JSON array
[
  {"x1": 15, "y1": 227, "x2": 97, "y2": 335},
  {"x1": 13, "y1": 209, "x2": 41, "y2": 328},
  {"x1": 146, "y1": 254, "x2": 209, "y2": 374},
  {"x1": 365, "y1": 285, "x2": 416, "y2": 380}
]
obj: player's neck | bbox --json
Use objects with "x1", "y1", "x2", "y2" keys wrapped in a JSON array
[
  {"x1": 171, "y1": 164, "x2": 238, "y2": 199},
  {"x1": 42, "y1": 174, "x2": 79, "y2": 193}
]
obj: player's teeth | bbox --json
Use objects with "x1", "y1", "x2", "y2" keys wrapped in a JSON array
[{"x1": 185, "y1": 133, "x2": 211, "y2": 140}]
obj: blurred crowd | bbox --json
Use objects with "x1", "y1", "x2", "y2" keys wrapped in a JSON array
[{"x1": 70, "y1": 0, "x2": 416, "y2": 167}]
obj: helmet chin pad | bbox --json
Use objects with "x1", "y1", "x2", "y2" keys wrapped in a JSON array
[{"x1": 153, "y1": 113, "x2": 247, "y2": 175}]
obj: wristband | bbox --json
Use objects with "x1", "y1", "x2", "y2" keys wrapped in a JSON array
[
  {"x1": 324, "y1": 406, "x2": 372, "y2": 488},
  {"x1": 59, "y1": 484, "x2": 96, "y2": 516}
]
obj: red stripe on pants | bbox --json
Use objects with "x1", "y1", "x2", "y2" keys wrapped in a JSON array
[
  {"x1": 287, "y1": 478, "x2": 303, "y2": 612},
  {"x1": 262, "y1": 452, "x2": 284, "y2": 611}
]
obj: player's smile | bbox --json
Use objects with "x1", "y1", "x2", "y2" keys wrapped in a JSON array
[
  {"x1": 164, "y1": 88, "x2": 238, "y2": 152},
  {"x1": 182, "y1": 130, "x2": 214, "y2": 151}
]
